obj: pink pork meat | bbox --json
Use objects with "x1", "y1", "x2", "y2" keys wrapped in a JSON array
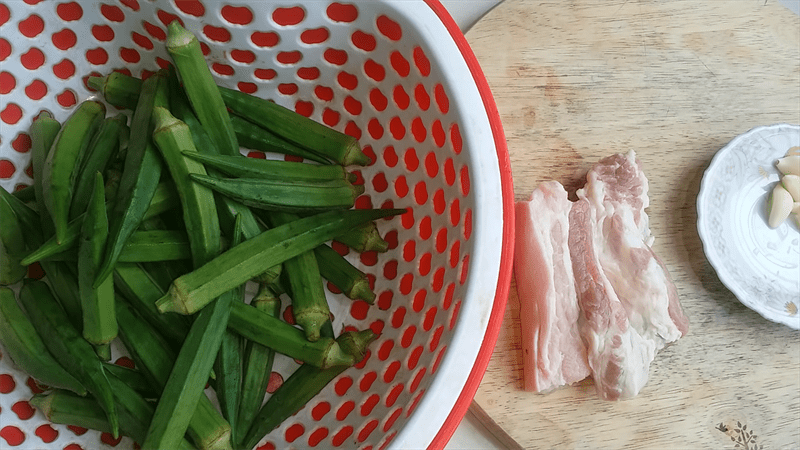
[
  {"x1": 515, "y1": 181, "x2": 591, "y2": 392},
  {"x1": 570, "y1": 151, "x2": 689, "y2": 400}
]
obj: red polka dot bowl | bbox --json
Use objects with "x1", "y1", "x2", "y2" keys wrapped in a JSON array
[{"x1": 0, "y1": 1, "x2": 513, "y2": 449}]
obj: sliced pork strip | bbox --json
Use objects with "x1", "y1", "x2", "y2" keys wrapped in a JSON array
[
  {"x1": 573, "y1": 150, "x2": 688, "y2": 400},
  {"x1": 568, "y1": 198, "x2": 638, "y2": 401},
  {"x1": 514, "y1": 181, "x2": 590, "y2": 392}
]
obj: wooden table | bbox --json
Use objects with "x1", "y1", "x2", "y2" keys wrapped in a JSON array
[{"x1": 465, "y1": 1, "x2": 800, "y2": 448}]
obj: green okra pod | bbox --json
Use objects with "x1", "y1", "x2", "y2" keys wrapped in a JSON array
[
  {"x1": 219, "y1": 86, "x2": 370, "y2": 166},
  {"x1": 96, "y1": 71, "x2": 166, "y2": 287},
  {"x1": 142, "y1": 293, "x2": 233, "y2": 450},
  {"x1": 30, "y1": 383, "x2": 196, "y2": 450},
  {"x1": 156, "y1": 208, "x2": 405, "y2": 315},
  {"x1": 21, "y1": 180, "x2": 179, "y2": 266},
  {"x1": 151, "y1": 106, "x2": 220, "y2": 268},
  {"x1": 70, "y1": 114, "x2": 127, "y2": 219},
  {"x1": 227, "y1": 300, "x2": 354, "y2": 369},
  {"x1": 235, "y1": 283, "x2": 279, "y2": 445},
  {"x1": 230, "y1": 114, "x2": 330, "y2": 164},
  {"x1": 315, "y1": 244, "x2": 375, "y2": 304},
  {"x1": 42, "y1": 100, "x2": 106, "y2": 244},
  {"x1": 269, "y1": 211, "x2": 330, "y2": 342},
  {"x1": 115, "y1": 296, "x2": 232, "y2": 450},
  {"x1": 0, "y1": 287, "x2": 86, "y2": 394},
  {"x1": 19, "y1": 280, "x2": 119, "y2": 438},
  {"x1": 241, "y1": 328, "x2": 378, "y2": 450},
  {"x1": 25, "y1": 227, "x2": 188, "y2": 265},
  {"x1": 182, "y1": 151, "x2": 354, "y2": 183},
  {"x1": 167, "y1": 21, "x2": 239, "y2": 158},
  {"x1": 189, "y1": 174, "x2": 364, "y2": 213},
  {"x1": 213, "y1": 214, "x2": 246, "y2": 445},
  {"x1": 29, "y1": 110, "x2": 61, "y2": 236},
  {"x1": 113, "y1": 262, "x2": 190, "y2": 347},
  {"x1": 78, "y1": 172, "x2": 117, "y2": 348}
]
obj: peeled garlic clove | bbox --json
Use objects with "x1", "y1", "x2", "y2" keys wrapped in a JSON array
[
  {"x1": 776, "y1": 155, "x2": 800, "y2": 176},
  {"x1": 782, "y1": 174, "x2": 800, "y2": 201},
  {"x1": 793, "y1": 202, "x2": 800, "y2": 228},
  {"x1": 768, "y1": 183, "x2": 794, "y2": 228}
]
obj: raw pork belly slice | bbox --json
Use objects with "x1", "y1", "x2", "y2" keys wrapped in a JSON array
[
  {"x1": 571, "y1": 151, "x2": 689, "y2": 400},
  {"x1": 514, "y1": 181, "x2": 591, "y2": 392}
]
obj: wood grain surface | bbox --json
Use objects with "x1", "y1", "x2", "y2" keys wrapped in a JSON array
[{"x1": 465, "y1": 1, "x2": 800, "y2": 448}]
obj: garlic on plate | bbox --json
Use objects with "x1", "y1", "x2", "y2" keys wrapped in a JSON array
[
  {"x1": 768, "y1": 183, "x2": 794, "y2": 228},
  {"x1": 776, "y1": 155, "x2": 800, "y2": 177},
  {"x1": 782, "y1": 174, "x2": 800, "y2": 200},
  {"x1": 768, "y1": 150, "x2": 800, "y2": 229}
]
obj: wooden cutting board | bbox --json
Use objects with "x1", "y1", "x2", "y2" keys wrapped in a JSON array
[{"x1": 465, "y1": 1, "x2": 800, "y2": 448}]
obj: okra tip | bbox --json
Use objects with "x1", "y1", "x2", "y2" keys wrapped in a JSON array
[
  {"x1": 344, "y1": 141, "x2": 371, "y2": 167},
  {"x1": 28, "y1": 394, "x2": 53, "y2": 419},
  {"x1": 87, "y1": 75, "x2": 107, "y2": 92},
  {"x1": 34, "y1": 110, "x2": 55, "y2": 122}
]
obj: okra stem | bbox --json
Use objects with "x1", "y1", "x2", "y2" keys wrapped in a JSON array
[
  {"x1": 335, "y1": 220, "x2": 390, "y2": 253},
  {"x1": 88, "y1": 72, "x2": 143, "y2": 110}
]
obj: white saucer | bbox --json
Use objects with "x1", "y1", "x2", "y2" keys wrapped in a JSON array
[{"x1": 697, "y1": 124, "x2": 800, "y2": 330}]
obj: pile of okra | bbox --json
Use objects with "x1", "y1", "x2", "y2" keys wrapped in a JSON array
[{"x1": 0, "y1": 21, "x2": 406, "y2": 450}]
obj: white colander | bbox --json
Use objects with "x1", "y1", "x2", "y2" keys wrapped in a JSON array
[{"x1": 0, "y1": 1, "x2": 514, "y2": 449}]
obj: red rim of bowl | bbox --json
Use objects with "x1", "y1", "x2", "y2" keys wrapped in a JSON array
[{"x1": 422, "y1": 1, "x2": 515, "y2": 449}]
